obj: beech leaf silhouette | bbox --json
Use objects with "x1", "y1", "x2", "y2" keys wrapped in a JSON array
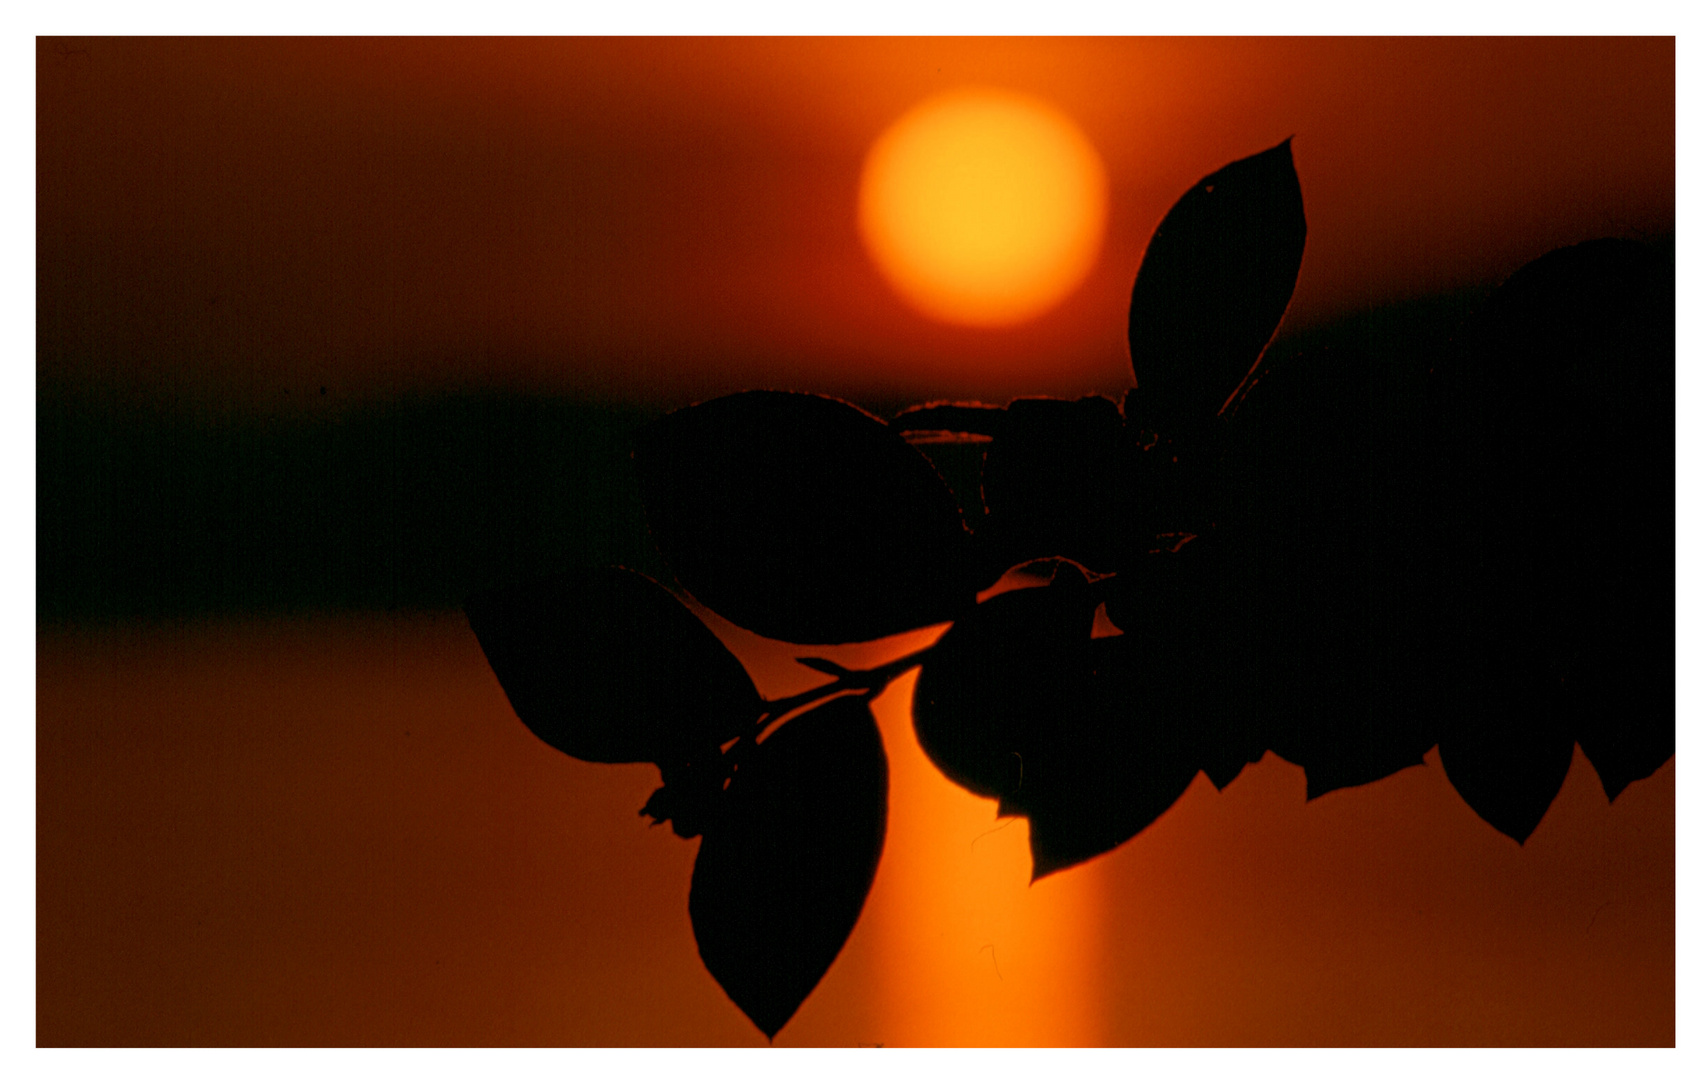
[
  {"x1": 1127, "y1": 138, "x2": 1307, "y2": 429},
  {"x1": 1436, "y1": 238, "x2": 1674, "y2": 810},
  {"x1": 912, "y1": 562, "x2": 1204, "y2": 879},
  {"x1": 913, "y1": 561, "x2": 1098, "y2": 803},
  {"x1": 1437, "y1": 671, "x2": 1575, "y2": 845},
  {"x1": 634, "y1": 390, "x2": 976, "y2": 644},
  {"x1": 689, "y1": 694, "x2": 887, "y2": 1040},
  {"x1": 1024, "y1": 635, "x2": 1205, "y2": 879},
  {"x1": 1575, "y1": 637, "x2": 1676, "y2": 803},
  {"x1": 465, "y1": 566, "x2": 760, "y2": 764}
]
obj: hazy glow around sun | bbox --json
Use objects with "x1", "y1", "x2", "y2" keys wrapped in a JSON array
[{"x1": 858, "y1": 88, "x2": 1110, "y2": 329}]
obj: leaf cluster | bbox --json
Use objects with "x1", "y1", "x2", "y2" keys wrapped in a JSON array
[{"x1": 466, "y1": 140, "x2": 1674, "y2": 1039}]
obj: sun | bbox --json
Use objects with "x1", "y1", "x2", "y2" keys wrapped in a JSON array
[{"x1": 858, "y1": 88, "x2": 1110, "y2": 329}]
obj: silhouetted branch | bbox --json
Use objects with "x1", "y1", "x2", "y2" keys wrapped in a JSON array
[
  {"x1": 744, "y1": 642, "x2": 943, "y2": 745},
  {"x1": 466, "y1": 137, "x2": 1674, "y2": 1040}
]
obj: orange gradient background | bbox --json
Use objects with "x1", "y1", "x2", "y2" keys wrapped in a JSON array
[
  {"x1": 36, "y1": 38, "x2": 1674, "y2": 1046},
  {"x1": 39, "y1": 37, "x2": 1673, "y2": 410}
]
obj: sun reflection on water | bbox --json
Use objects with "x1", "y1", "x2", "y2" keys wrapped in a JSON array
[
  {"x1": 692, "y1": 602, "x2": 1106, "y2": 1046},
  {"x1": 867, "y1": 668, "x2": 1105, "y2": 1046}
]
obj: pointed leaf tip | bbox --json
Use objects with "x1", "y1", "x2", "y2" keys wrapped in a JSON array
[
  {"x1": 1127, "y1": 139, "x2": 1306, "y2": 428},
  {"x1": 1442, "y1": 238, "x2": 1674, "y2": 814},
  {"x1": 689, "y1": 695, "x2": 887, "y2": 1038},
  {"x1": 1438, "y1": 709, "x2": 1573, "y2": 845}
]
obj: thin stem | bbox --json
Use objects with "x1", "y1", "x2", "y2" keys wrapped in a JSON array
[
  {"x1": 750, "y1": 640, "x2": 941, "y2": 731},
  {"x1": 730, "y1": 552, "x2": 1138, "y2": 748}
]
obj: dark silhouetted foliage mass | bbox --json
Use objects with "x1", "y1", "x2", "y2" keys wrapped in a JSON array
[
  {"x1": 633, "y1": 390, "x2": 976, "y2": 645},
  {"x1": 467, "y1": 140, "x2": 1673, "y2": 1037}
]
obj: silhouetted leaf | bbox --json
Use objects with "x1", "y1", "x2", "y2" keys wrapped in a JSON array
[
  {"x1": 1435, "y1": 238, "x2": 1674, "y2": 809},
  {"x1": 1229, "y1": 344, "x2": 1450, "y2": 798},
  {"x1": 978, "y1": 395, "x2": 1132, "y2": 575},
  {"x1": 1437, "y1": 665, "x2": 1575, "y2": 844},
  {"x1": 913, "y1": 563, "x2": 1210, "y2": 879},
  {"x1": 465, "y1": 566, "x2": 759, "y2": 764},
  {"x1": 1574, "y1": 614, "x2": 1676, "y2": 802},
  {"x1": 913, "y1": 562, "x2": 1098, "y2": 802},
  {"x1": 1023, "y1": 635, "x2": 1206, "y2": 879},
  {"x1": 689, "y1": 694, "x2": 887, "y2": 1040},
  {"x1": 634, "y1": 391, "x2": 976, "y2": 644},
  {"x1": 1127, "y1": 139, "x2": 1307, "y2": 431}
]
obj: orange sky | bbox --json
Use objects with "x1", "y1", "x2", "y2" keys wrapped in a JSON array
[{"x1": 37, "y1": 37, "x2": 1674, "y2": 410}]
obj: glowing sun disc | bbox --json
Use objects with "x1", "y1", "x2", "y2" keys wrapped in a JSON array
[{"x1": 858, "y1": 88, "x2": 1110, "y2": 329}]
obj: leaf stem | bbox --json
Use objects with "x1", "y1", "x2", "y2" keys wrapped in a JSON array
[{"x1": 751, "y1": 640, "x2": 940, "y2": 731}]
